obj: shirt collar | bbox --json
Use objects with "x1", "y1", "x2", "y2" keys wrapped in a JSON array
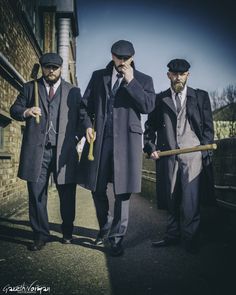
[
  {"x1": 112, "y1": 67, "x2": 123, "y2": 88},
  {"x1": 112, "y1": 67, "x2": 122, "y2": 79}
]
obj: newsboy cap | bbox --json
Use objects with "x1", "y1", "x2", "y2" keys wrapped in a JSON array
[
  {"x1": 167, "y1": 59, "x2": 190, "y2": 73},
  {"x1": 111, "y1": 40, "x2": 135, "y2": 57},
  {"x1": 39, "y1": 53, "x2": 63, "y2": 67}
]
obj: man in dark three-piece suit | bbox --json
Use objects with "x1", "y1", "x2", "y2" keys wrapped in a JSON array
[
  {"x1": 78, "y1": 40, "x2": 155, "y2": 256},
  {"x1": 10, "y1": 53, "x2": 81, "y2": 251},
  {"x1": 144, "y1": 59, "x2": 214, "y2": 253}
]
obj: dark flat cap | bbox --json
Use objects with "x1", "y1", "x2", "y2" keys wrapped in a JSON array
[
  {"x1": 111, "y1": 40, "x2": 135, "y2": 57},
  {"x1": 167, "y1": 59, "x2": 190, "y2": 73},
  {"x1": 39, "y1": 53, "x2": 63, "y2": 67}
]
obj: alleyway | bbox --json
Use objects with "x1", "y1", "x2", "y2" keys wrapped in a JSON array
[{"x1": 0, "y1": 185, "x2": 235, "y2": 295}]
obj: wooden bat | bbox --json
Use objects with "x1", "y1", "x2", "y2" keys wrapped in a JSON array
[{"x1": 150, "y1": 143, "x2": 217, "y2": 158}]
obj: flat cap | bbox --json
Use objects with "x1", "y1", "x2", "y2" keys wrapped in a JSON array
[
  {"x1": 167, "y1": 59, "x2": 190, "y2": 73},
  {"x1": 111, "y1": 40, "x2": 135, "y2": 57},
  {"x1": 39, "y1": 53, "x2": 63, "y2": 67}
]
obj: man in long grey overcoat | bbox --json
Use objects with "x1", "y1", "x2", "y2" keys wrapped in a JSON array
[
  {"x1": 10, "y1": 53, "x2": 81, "y2": 251},
  {"x1": 78, "y1": 40, "x2": 155, "y2": 256},
  {"x1": 144, "y1": 59, "x2": 214, "y2": 254}
]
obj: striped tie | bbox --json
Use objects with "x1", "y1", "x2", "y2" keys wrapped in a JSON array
[{"x1": 112, "y1": 73, "x2": 123, "y2": 95}]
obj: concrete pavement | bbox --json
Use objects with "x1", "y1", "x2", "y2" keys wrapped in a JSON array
[{"x1": 0, "y1": 184, "x2": 235, "y2": 295}]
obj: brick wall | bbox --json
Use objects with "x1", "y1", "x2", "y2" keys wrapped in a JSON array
[
  {"x1": 0, "y1": 0, "x2": 40, "y2": 211},
  {"x1": 0, "y1": 0, "x2": 79, "y2": 216}
]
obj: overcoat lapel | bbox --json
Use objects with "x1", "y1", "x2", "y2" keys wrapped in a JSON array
[
  {"x1": 38, "y1": 78, "x2": 48, "y2": 114},
  {"x1": 103, "y1": 73, "x2": 111, "y2": 115},
  {"x1": 186, "y1": 87, "x2": 198, "y2": 117},
  {"x1": 162, "y1": 89, "x2": 176, "y2": 114},
  {"x1": 103, "y1": 74, "x2": 111, "y2": 97},
  {"x1": 58, "y1": 80, "x2": 69, "y2": 133}
]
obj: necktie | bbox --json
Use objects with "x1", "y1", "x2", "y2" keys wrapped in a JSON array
[
  {"x1": 112, "y1": 73, "x2": 123, "y2": 95},
  {"x1": 175, "y1": 93, "x2": 181, "y2": 114},
  {"x1": 49, "y1": 85, "x2": 54, "y2": 100}
]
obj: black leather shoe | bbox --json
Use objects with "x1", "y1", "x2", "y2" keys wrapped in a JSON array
[
  {"x1": 151, "y1": 238, "x2": 179, "y2": 247},
  {"x1": 109, "y1": 239, "x2": 124, "y2": 257},
  {"x1": 62, "y1": 237, "x2": 73, "y2": 244},
  {"x1": 94, "y1": 230, "x2": 109, "y2": 245},
  {"x1": 28, "y1": 240, "x2": 46, "y2": 251}
]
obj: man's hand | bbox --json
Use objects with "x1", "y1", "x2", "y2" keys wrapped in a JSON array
[
  {"x1": 120, "y1": 58, "x2": 134, "y2": 84},
  {"x1": 150, "y1": 150, "x2": 160, "y2": 160},
  {"x1": 24, "y1": 107, "x2": 41, "y2": 118},
  {"x1": 86, "y1": 127, "x2": 96, "y2": 144}
]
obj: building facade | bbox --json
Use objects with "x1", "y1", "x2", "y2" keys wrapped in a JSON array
[{"x1": 0, "y1": 0, "x2": 79, "y2": 213}]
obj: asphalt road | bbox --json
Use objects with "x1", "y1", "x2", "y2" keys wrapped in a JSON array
[{"x1": 0, "y1": 185, "x2": 235, "y2": 295}]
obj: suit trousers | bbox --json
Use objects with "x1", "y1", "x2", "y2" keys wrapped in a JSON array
[
  {"x1": 27, "y1": 145, "x2": 76, "y2": 241},
  {"x1": 92, "y1": 136, "x2": 131, "y2": 242},
  {"x1": 165, "y1": 157, "x2": 201, "y2": 241}
]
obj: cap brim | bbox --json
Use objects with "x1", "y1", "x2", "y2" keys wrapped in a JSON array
[{"x1": 42, "y1": 63, "x2": 61, "y2": 67}]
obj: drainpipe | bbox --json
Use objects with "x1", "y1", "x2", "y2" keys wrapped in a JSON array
[{"x1": 58, "y1": 18, "x2": 71, "y2": 82}]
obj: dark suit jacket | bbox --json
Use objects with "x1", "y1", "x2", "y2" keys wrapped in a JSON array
[
  {"x1": 10, "y1": 78, "x2": 82, "y2": 184},
  {"x1": 78, "y1": 61, "x2": 156, "y2": 194},
  {"x1": 144, "y1": 87, "x2": 215, "y2": 209}
]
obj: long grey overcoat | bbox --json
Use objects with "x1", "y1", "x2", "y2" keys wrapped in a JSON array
[
  {"x1": 10, "y1": 78, "x2": 82, "y2": 184},
  {"x1": 78, "y1": 61, "x2": 155, "y2": 194},
  {"x1": 143, "y1": 87, "x2": 215, "y2": 209}
]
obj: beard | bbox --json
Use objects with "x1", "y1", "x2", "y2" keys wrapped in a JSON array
[
  {"x1": 171, "y1": 80, "x2": 186, "y2": 93},
  {"x1": 115, "y1": 65, "x2": 124, "y2": 74},
  {"x1": 43, "y1": 73, "x2": 61, "y2": 85}
]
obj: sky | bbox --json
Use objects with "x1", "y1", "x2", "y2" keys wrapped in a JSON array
[{"x1": 76, "y1": 0, "x2": 236, "y2": 96}]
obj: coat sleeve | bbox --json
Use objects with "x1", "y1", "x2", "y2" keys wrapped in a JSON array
[
  {"x1": 124, "y1": 76, "x2": 156, "y2": 114},
  {"x1": 201, "y1": 91, "x2": 214, "y2": 144},
  {"x1": 143, "y1": 97, "x2": 159, "y2": 156},
  {"x1": 79, "y1": 73, "x2": 96, "y2": 132},
  {"x1": 10, "y1": 84, "x2": 30, "y2": 121},
  {"x1": 72, "y1": 87, "x2": 84, "y2": 141},
  {"x1": 197, "y1": 90, "x2": 214, "y2": 164}
]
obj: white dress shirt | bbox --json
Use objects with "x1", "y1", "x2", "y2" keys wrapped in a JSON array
[
  {"x1": 43, "y1": 78, "x2": 61, "y2": 95},
  {"x1": 111, "y1": 67, "x2": 123, "y2": 89}
]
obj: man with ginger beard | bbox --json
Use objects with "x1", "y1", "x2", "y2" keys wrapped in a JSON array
[
  {"x1": 10, "y1": 53, "x2": 82, "y2": 250},
  {"x1": 144, "y1": 59, "x2": 214, "y2": 254},
  {"x1": 78, "y1": 40, "x2": 155, "y2": 256}
]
